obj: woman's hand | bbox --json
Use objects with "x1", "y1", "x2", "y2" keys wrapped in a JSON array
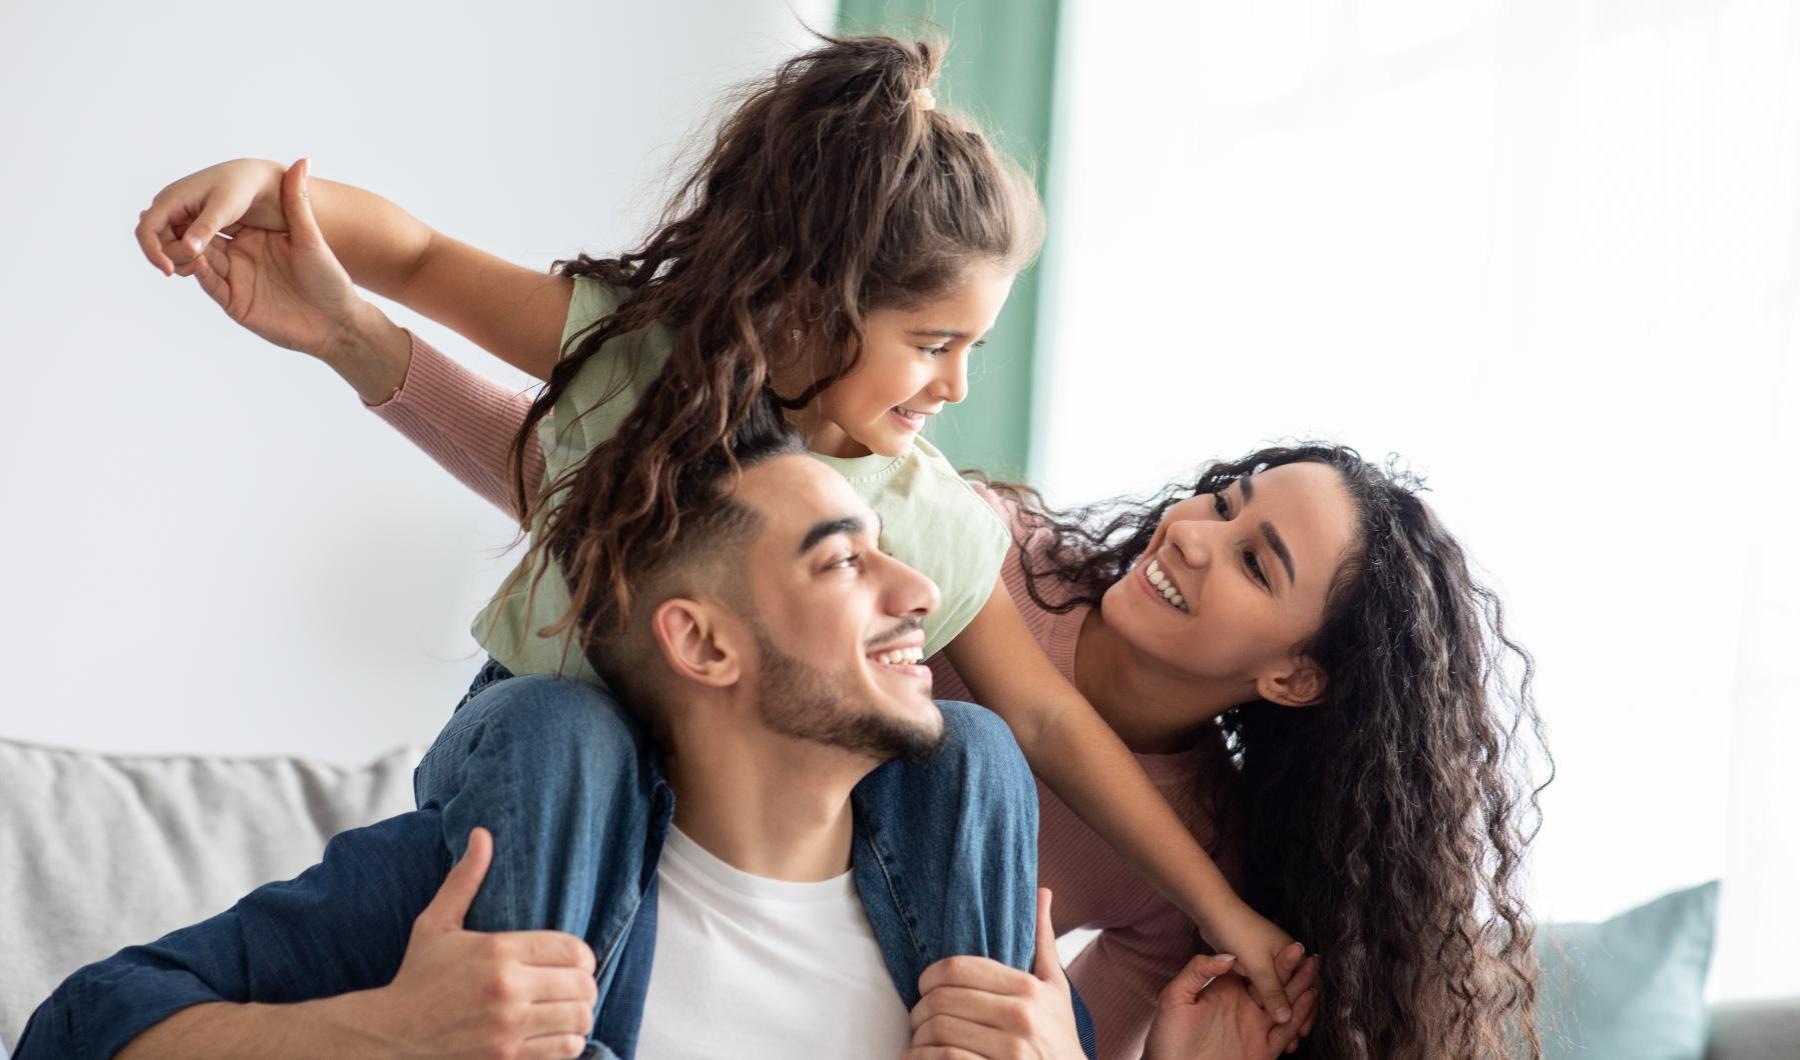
[
  {"x1": 136, "y1": 158, "x2": 288, "y2": 276},
  {"x1": 1143, "y1": 950, "x2": 1319, "y2": 1060},
  {"x1": 1198, "y1": 901, "x2": 1303, "y2": 1026},
  {"x1": 905, "y1": 889, "x2": 1085, "y2": 1059},
  {"x1": 175, "y1": 159, "x2": 411, "y2": 402}
]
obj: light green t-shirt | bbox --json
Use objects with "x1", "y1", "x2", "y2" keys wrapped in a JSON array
[{"x1": 472, "y1": 276, "x2": 1009, "y2": 685}]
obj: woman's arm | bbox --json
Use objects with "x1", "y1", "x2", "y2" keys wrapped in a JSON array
[
  {"x1": 943, "y1": 579, "x2": 1299, "y2": 1025},
  {"x1": 138, "y1": 158, "x2": 572, "y2": 380},
  {"x1": 368, "y1": 332, "x2": 546, "y2": 522}
]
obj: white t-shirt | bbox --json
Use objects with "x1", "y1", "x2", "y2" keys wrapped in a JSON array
[{"x1": 634, "y1": 827, "x2": 913, "y2": 1059}]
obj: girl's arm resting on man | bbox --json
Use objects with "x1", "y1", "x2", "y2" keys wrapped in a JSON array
[
  {"x1": 942, "y1": 579, "x2": 1299, "y2": 1024},
  {"x1": 368, "y1": 330, "x2": 546, "y2": 522}
]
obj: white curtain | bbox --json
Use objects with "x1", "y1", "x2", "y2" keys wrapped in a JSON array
[{"x1": 1037, "y1": 0, "x2": 1797, "y2": 1000}]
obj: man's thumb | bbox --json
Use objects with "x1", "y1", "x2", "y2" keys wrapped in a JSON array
[
  {"x1": 280, "y1": 158, "x2": 327, "y2": 248},
  {"x1": 419, "y1": 826, "x2": 493, "y2": 931},
  {"x1": 1031, "y1": 888, "x2": 1065, "y2": 985}
]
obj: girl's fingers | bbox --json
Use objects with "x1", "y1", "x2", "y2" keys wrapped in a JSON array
[
  {"x1": 1270, "y1": 988, "x2": 1318, "y2": 1055},
  {"x1": 134, "y1": 210, "x2": 174, "y2": 275},
  {"x1": 1248, "y1": 965, "x2": 1294, "y2": 1025},
  {"x1": 1287, "y1": 953, "x2": 1320, "y2": 996},
  {"x1": 179, "y1": 196, "x2": 243, "y2": 261},
  {"x1": 1275, "y1": 940, "x2": 1306, "y2": 980}
]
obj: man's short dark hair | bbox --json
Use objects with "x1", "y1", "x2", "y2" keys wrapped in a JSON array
[{"x1": 578, "y1": 393, "x2": 804, "y2": 723}]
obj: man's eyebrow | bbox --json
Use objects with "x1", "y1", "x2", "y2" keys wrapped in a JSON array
[
  {"x1": 798, "y1": 515, "x2": 869, "y2": 556},
  {"x1": 1260, "y1": 521, "x2": 1296, "y2": 586}
]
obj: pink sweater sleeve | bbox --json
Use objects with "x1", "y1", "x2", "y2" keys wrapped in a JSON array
[{"x1": 366, "y1": 331, "x2": 547, "y2": 520}]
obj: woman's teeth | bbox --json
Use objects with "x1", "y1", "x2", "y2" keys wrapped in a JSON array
[
  {"x1": 875, "y1": 646, "x2": 925, "y2": 666},
  {"x1": 1146, "y1": 558, "x2": 1188, "y2": 612}
]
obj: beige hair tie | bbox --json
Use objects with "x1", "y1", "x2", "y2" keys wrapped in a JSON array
[{"x1": 912, "y1": 87, "x2": 936, "y2": 113}]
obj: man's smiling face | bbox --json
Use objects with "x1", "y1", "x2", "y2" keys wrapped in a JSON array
[{"x1": 732, "y1": 454, "x2": 946, "y2": 762}]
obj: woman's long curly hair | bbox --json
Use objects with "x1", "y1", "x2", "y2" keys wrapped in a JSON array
[
  {"x1": 510, "y1": 33, "x2": 1041, "y2": 641},
  {"x1": 990, "y1": 443, "x2": 1552, "y2": 1059}
]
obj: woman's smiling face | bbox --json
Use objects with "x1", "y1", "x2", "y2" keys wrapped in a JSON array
[{"x1": 1099, "y1": 460, "x2": 1361, "y2": 696}]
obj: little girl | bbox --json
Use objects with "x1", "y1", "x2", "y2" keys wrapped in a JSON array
[{"x1": 139, "y1": 34, "x2": 1303, "y2": 1025}]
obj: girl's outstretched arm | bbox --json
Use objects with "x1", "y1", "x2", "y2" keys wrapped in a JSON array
[
  {"x1": 942, "y1": 577, "x2": 1302, "y2": 1028},
  {"x1": 138, "y1": 158, "x2": 572, "y2": 381}
]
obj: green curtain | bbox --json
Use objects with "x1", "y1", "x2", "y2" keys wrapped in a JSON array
[{"x1": 837, "y1": 0, "x2": 1062, "y2": 479}]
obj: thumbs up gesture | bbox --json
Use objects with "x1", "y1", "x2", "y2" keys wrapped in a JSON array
[
  {"x1": 371, "y1": 827, "x2": 600, "y2": 1060},
  {"x1": 905, "y1": 888, "x2": 1085, "y2": 1059}
]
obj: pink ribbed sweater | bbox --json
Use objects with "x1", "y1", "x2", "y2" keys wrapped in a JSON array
[{"x1": 370, "y1": 335, "x2": 1220, "y2": 1060}]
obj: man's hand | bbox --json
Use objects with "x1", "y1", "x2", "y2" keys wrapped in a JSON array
[
  {"x1": 359, "y1": 826, "x2": 599, "y2": 1059},
  {"x1": 1143, "y1": 948, "x2": 1320, "y2": 1060},
  {"x1": 904, "y1": 888, "x2": 1084, "y2": 1059},
  {"x1": 115, "y1": 827, "x2": 598, "y2": 1060}
]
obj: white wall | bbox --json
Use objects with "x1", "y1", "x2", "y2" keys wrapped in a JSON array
[
  {"x1": 1038, "y1": 0, "x2": 1798, "y2": 1001},
  {"x1": 0, "y1": 0, "x2": 832, "y2": 763}
]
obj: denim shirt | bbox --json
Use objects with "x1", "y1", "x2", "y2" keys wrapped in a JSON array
[{"x1": 16, "y1": 757, "x2": 1096, "y2": 1059}]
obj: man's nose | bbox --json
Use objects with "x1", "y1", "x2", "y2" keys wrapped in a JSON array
[{"x1": 879, "y1": 551, "x2": 940, "y2": 618}]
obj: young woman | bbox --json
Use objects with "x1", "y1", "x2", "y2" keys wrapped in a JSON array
[{"x1": 946, "y1": 451, "x2": 1549, "y2": 1059}]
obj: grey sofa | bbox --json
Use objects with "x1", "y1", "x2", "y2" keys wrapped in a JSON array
[{"x1": 2, "y1": 734, "x2": 1795, "y2": 1057}]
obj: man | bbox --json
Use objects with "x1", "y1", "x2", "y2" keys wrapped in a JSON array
[{"x1": 18, "y1": 426, "x2": 1315, "y2": 1059}]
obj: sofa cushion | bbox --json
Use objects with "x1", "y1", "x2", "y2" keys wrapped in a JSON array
[
  {"x1": 1537, "y1": 881, "x2": 1721, "y2": 1060},
  {"x1": 0, "y1": 735, "x2": 421, "y2": 1051}
]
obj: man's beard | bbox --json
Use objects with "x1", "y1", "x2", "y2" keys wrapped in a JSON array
[{"x1": 753, "y1": 630, "x2": 945, "y2": 764}]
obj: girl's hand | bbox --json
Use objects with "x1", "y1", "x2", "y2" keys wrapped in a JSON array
[
  {"x1": 179, "y1": 158, "x2": 360, "y2": 357},
  {"x1": 1142, "y1": 951, "x2": 1320, "y2": 1060},
  {"x1": 136, "y1": 158, "x2": 287, "y2": 276},
  {"x1": 1200, "y1": 903, "x2": 1304, "y2": 1026},
  {"x1": 179, "y1": 159, "x2": 411, "y2": 402}
]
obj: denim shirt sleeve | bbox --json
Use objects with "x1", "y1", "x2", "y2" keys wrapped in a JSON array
[{"x1": 13, "y1": 811, "x2": 449, "y2": 1059}]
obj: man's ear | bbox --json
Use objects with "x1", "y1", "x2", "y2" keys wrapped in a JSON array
[
  {"x1": 649, "y1": 597, "x2": 743, "y2": 689},
  {"x1": 1254, "y1": 655, "x2": 1327, "y2": 709}
]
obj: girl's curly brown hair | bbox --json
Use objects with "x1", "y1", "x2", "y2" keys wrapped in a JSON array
[
  {"x1": 509, "y1": 33, "x2": 1041, "y2": 643},
  {"x1": 989, "y1": 443, "x2": 1552, "y2": 1059}
]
